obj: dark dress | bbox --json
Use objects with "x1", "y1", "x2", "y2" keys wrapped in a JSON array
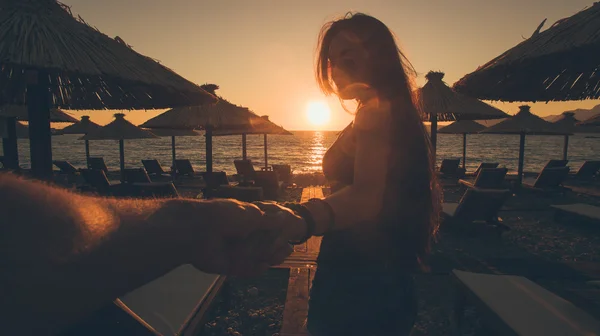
[{"x1": 306, "y1": 122, "x2": 418, "y2": 336}]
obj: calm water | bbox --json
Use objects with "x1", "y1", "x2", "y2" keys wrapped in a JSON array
[{"x1": 5, "y1": 131, "x2": 600, "y2": 174}]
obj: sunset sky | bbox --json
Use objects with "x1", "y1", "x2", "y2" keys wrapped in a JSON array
[{"x1": 63, "y1": 0, "x2": 600, "y2": 130}]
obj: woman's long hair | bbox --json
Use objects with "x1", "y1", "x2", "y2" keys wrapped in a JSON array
[{"x1": 315, "y1": 12, "x2": 441, "y2": 269}]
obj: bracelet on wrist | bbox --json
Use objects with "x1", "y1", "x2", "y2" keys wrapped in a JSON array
[
  {"x1": 307, "y1": 198, "x2": 335, "y2": 235},
  {"x1": 281, "y1": 203, "x2": 316, "y2": 245}
]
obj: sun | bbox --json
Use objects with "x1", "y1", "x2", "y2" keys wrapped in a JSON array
[{"x1": 306, "y1": 101, "x2": 331, "y2": 127}]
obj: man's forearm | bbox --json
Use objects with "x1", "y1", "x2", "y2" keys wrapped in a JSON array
[{"x1": 0, "y1": 175, "x2": 190, "y2": 335}]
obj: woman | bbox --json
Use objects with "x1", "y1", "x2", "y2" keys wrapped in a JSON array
[{"x1": 282, "y1": 12, "x2": 441, "y2": 335}]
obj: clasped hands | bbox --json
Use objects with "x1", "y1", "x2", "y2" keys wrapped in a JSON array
[{"x1": 163, "y1": 199, "x2": 307, "y2": 277}]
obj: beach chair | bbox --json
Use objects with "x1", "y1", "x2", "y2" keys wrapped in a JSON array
[
  {"x1": 254, "y1": 170, "x2": 283, "y2": 200},
  {"x1": 451, "y1": 270, "x2": 600, "y2": 336},
  {"x1": 174, "y1": 159, "x2": 196, "y2": 176},
  {"x1": 543, "y1": 159, "x2": 569, "y2": 169},
  {"x1": 130, "y1": 181, "x2": 180, "y2": 199},
  {"x1": 79, "y1": 169, "x2": 124, "y2": 196},
  {"x1": 442, "y1": 188, "x2": 511, "y2": 234},
  {"x1": 272, "y1": 164, "x2": 293, "y2": 186},
  {"x1": 88, "y1": 157, "x2": 109, "y2": 173},
  {"x1": 468, "y1": 162, "x2": 499, "y2": 177},
  {"x1": 522, "y1": 166, "x2": 570, "y2": 193},
  {"x1": 459, "y1": 168, "x2": 508, "y2": 189},
  {"x1": 52, "y1": 160, "x2": 79, "y2": 175},
  {"x1": 142, "y1": 159, "x2": 172, "y2": 178},
  {"x1": 551, "y1": 203, "x2": 600, "y2": 225},
  {"x1": 569, "y1": 161, "x2": 600, "y2": 180},
  {"x1": 234, "y1": 159, "x2": 257, "y2": 180},
  {"x1": 438, "y1": 158, "x2": 465, "y2": 178},
  {"x1": 122, "y1": 168, "x2": 152, "y2": 184}
]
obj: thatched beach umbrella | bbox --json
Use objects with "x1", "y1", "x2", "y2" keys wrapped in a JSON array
[
  {"x1": 59, "y1": 116, "x2": 101, "y2": 165},
  {"x1": 0, "y1": 104, "x2": 77, "y2": 169},
  {"x1": 140, "y1": 85, "x2": 267, "y2": 173},
  {"x1": 438, "y1": 120, "x2": 485, "y2": 169},
  {"x1": 81, "y1": 113, "x2": 158, "y2": 181},
  {"x1": 141, "y1": 127, "x2": 201, "y2": 171},
  {"x1": 480, "y1": 105, "x2": 571, "y2": 185},
  {"x1": 453, "y1": 3, "x2": 600, "y2": 102},
  {"x1": 552, "y1": 112, "x2": 580, "y2": 160},
  {"x1": 0, "y1": 0, "x2": 216, "y2": 179},
  {"x1": 212, "y1": 115, "x2": 293, "y2": 168},
  {"x1": 416, "y1": 71, "x2": 509, "y2": 156}
]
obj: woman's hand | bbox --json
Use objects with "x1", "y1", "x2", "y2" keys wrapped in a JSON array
[{"x1": 154, "y1": 199, "x2": 305, "y2": 276}]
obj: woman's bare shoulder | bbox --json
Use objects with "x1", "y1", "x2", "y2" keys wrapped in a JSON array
[{"x1": 354, "y1": 99, "x2": 392, "y2": 132}]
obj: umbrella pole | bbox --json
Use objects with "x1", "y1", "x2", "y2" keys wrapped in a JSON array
[
  {"x1": 2, "y1": 117, "x2": 19, "y2": 169},
  {"x1": 563, "y1": 135, "x2": 569, "y2": 161},
  {"x1": 242, "y1": 134, "x2": 247, "y2": 160},
  {"x1": 517, "y1": 133, "x2": 526, "y2": 186},
  {"x1": 119, "y1": 139, "x2": 125, "y2": 182},
  {"x1": 85, "y1": 139, "x2": 91, "y2": 167},
  {"x1": 430, "y1": 112, "x2": 437, "y2": 161},
  {"x1": 264, "y1": 134, "x2": 268, "y2": 169},
  {"x1": 462, "y1": 133, "x2": 467, "y2": 169},
  {"x1": 26, "y1": 70, "x2": 53, "y2": 180},
  {"x1": 171, "y1": 136, "x2": 176, "y2": 172},
  {"x1": 206, "y1": 126, "x2": 213, "y2": 173}
]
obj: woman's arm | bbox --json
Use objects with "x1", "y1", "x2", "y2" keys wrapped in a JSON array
[{"x1": 304, "y1": 102, "x2": 392, "y2": 234}]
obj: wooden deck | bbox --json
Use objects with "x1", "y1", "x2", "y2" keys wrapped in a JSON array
[{"x1": 277, "y1": 186, "x2": 324, "y2": 336}]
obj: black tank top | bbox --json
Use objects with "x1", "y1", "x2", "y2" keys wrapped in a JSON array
[{"x1": 319, "y1": 122, "x2": 416, "y2": 270}]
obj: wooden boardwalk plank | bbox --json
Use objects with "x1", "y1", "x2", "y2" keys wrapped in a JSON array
[
  {"x1": 280, "y1": 186, "x2": 325, "y2": 336},
  {"x1": 280, "y1": 268, "x2": 311, "y2": 336}
]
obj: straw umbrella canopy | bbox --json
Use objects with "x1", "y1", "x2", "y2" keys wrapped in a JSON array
[
  {"x1": 141, "y1": 127, "x2": 202, "y2": 171},
  {"x1": 0, "y1": 105, "x2": 78, "y2": 123},
  {"x1": 416, "y1": 71, "x2": 509, "y2": 156},
  {"x1": 438, "y1": 120, "x2": 485, "y2": 169},
  {"x1": 480, "y1": 105, "x2": 572, "y2": 185},
  {"x1": 0, "y1": 0, "x2": 216, "y2": 179},
  {"x1": 552, "y1": 112, "x2": 580, "y2": 160},
  {"x1": 453, "y1": 3, "x2": 600, "y2": 102},
  {"x1": 59, "y1": 115, "x2": 101, "y2": 164},
  {"x1": 212, "y1": 115, "x2": 293, "y2": 168},
  {"x1": 140, "y1": 85, "x2": 267, "y2": 172},
  {"x1": 81, "y1": 113, "x2": 158, "y2": 181}
]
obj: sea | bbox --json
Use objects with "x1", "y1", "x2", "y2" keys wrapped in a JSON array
[{"x1": 6, "y1": 131, "x2": 600, "y2": 174}]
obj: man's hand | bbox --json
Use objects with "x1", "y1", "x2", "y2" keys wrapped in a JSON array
[{"x1": 154, "y1": 199, "x2": 306, "y2": 276}]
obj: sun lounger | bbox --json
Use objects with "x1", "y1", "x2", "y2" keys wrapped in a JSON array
[
  {"x1": 467, "y1": 162, "x2": 499, "y2": 177},
  {"x1": 174, "y1": 159, "x2": 196, "y2": 177},
  {"x1": 63, "y1": 265, "x2": 225, "y2": 336},
  {"x1": 569, "y1": 161, "x2": 600, "y2": 180},
  {"x1": 522, "y1": 166, "x2": 570, "y2": 192},
  {"x1": 122, "y1": 168, "x2": 152, "y2": 184},
  {"x1": 451, "y1": 269, "x2": 600, "y2": 336},
  {"x1": 79, "y1": 168, "x2": 124, "y2": 196},
  {"x1": 142, "y1": 159, "x2": 172, "y2": 177},
  {"x1": 234, "y1": 159, "x2": 257, "y2": 179},
  {"x1": 551, "y1": 203, "x2": 600, "y2": 224},
  {"x1": 129, "y1": 182, "x2": 179, "y2": 199},
  {"x1": 459, "y1": 167, "x2": 508, "y2": 189},
  {"x1": 234, "y1": 159, "x2": 283, "y2": 198},
  {"x1": 88, "y1": 157, "x2": 109, "y2": 173},
  {"x1": 438, "y1": 158, "x2": 465, "y2": 178},
  {"x1": 272, "y1": 164, "x2": 293, "y2": 186},
  {"x1": 543, "y1": 159, "x2": 569, "y2": 169},
  {"x1": 53, "y1": 160, "x2": 79, "y2": 175},
  {"x1": 442, "y1": 188, "x2": 511, "y2": 233}
]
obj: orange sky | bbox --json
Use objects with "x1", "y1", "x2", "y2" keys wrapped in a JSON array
[{"x1": 61, "y1": 0, "x2": 600, "y2": 130}]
